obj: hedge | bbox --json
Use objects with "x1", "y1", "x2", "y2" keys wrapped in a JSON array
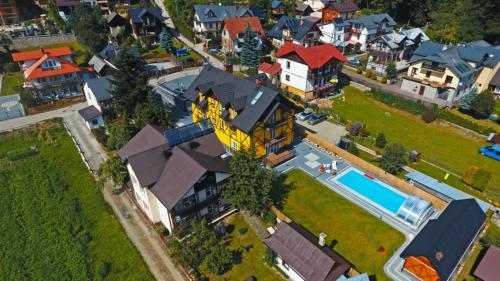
[{"x1": 437, "y1": 110, "x2": 498, "y2": 135}]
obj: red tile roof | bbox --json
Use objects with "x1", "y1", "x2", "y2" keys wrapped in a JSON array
[
  {"x1": 276, "y1": 42, "x2": 346, "y2": 69},
  {"x1": 24, "y1": 54, "x2": 81, "y2": 80},
  {"x1": 11, "y1": 46, "x2": 73, "y2": 62},
  {"x1": 258, "y1": 62, "x2": 281, "y2": 75},
  {"x1": 223, "y1": 16, "x2": 264, "y2": 40}
]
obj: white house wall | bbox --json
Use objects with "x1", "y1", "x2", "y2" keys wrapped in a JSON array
[
  {"x1": 278, "y1": 58, "x2": 312, "y2": 92},
  {"x1": 83, "y1": 83, "x2": 103, "y2": 112},
  {"x1": 127, "y1": 163, "x2": 156, "y2": 223},
  {"x1": 275, "y1": 256, "x2": 305, "y2": 281},
  {"x1": 156, "y1": 195, "x2": 174, "y2": 233}
]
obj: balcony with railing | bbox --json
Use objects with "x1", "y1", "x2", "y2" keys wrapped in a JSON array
[
  {"x1": 421, "y1": 62, "x2": 446, "y2": 73},
  {"x1": 404, "y1": 75, "x2": 453, "y2": 89}
]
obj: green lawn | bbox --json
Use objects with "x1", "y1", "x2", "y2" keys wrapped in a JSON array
[
  {"x1": 282, "y1": 169, "x2": 405, "y2": 281},
  {"x1": 142, "y1": 46, "x2": 168, "y2": 59},
  {"x1": 18, "y1": 41, "x2": 89, "y2": 65},
  {"x1": 0, "y1": 120, "x2": 154, "y2": 281},
  {"x1": 332, "y1": 86, "x2": 500, "y2": 203},
  {"x1": 1, "y1": 72, "x2": 23, "y2": 96},
  {"x1": 202, "y1": 214, "x2": 284, "y2": 281}
]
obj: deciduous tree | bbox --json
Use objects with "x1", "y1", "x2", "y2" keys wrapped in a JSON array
[
  {"x1": 202, "y1": 245, "x2": 233, "y2": 275},
  {"x1": 380, "y1": 143, "x2": 406, "y2": 174},
  {"x1": 470, "y1": 90, "x2": 495, "y2": 119},
  {"x1": 69, "y1": 4, "x2": 108, "y2": 51}
]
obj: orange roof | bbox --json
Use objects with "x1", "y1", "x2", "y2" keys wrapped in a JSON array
[
  {"x1": 258, "y1": 62, "x2": 281, "y2": 75},
  {"x1": 11, "y1": 46, "x2": 73, "y2": 62},
  {"x1": 403, "y1": 256, "x2": 440, "y2": 281},
  {"x1": 223, "y1": 16, "x2": 264, "y2": 40},
  {"x1": 24, "y1": 54, "x2": 81, "y2": 80},
  {"x1": 276, "y1": 42, "x2": 347, "y2": 69}
]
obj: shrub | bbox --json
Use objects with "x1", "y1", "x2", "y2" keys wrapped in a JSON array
[
  {"x1": 462, "y1": 166, "x2": 478, "y2": 186},
  {"x1": 375, "y1": 132, "x2": 386, "y2": 148},
  {"x1": 470, "y1": 90, "x2": 495, "y2": 119},
  {"x1": 359, "y1": 126, "x2": 370, "y2": 137},
  {"x1": 480, "y1": 224, "x2": 500, "y2": 247},
  {"x1": 380, "y1": 76, "x2": 388, "y2": 84},
  {"x1": 370, "y1": 72, "x2": 377, "y2": 80},
  {"x1": 369, "y1": 89, "x2": 433, "y2": 115},
  {"x1": 154, "y1": 225, "x2": 168, "y2": 236},
  {"x1": 203, "y1": 245, "x2": 233, "y2": 275},
  {"x1": 421, "y1": 111, "x2": 437, "y2": 123},
  {"x1": 386, "y1": 62, "x2": 397, "y2": 78},
  {"x1": 347, "y1": 142, "x2": 360, "y2": 156},
  {"x1": 4, "y1": 62, "x2": 18, "y2": 73},
  {"x1": 437, "y1": 110, "x2": 497, "y2": 135},
  {"x1": 238, "y1": 227, "x2": 248, "y2": 235},
  {"x1": 262, "y1": 211, "x2": 277, "y2": 225},
  {"x1": 381, "y1": 143, "x2": 406, "y2": 174},
  {"x1": 308, "y1": 103, "x2": 320, "y2": 112},
  {"x1": 91, "y1": 128, "x2": 107, "y2": 145},
  {"x1": 365, "y1": 69, "x2": 372, "y2": 78},
  {"x1": 264, "y1": 248, "x2": 276, "y2": 266},
  {"x1": 96, "y1": 261, "x2": 112, "y2": 279},
  {"x1": 356, "y1": 66, "x2": 363, "y2": 74},
  {"x1": 472, "y1": 168, "x2": 492, "y2": 191}
]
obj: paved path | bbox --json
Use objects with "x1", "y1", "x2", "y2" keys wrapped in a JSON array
[
  {"x1": 240, "y1": 211, "x2": 270, "y2": 240},
  {"x1": 0, "y1": 102, "x2": 87, "y2": 132},
  {"x1": 342, "y1": 69, "x2": 449, "y2": 108},
  {"x1": 63, "y1": 112, "x2": 188, "y2": 281}
]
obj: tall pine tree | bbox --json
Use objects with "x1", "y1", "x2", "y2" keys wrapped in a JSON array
[
  {"x1": 159, "y1": 27, "x2": 174, "y2": 53},
  {"x1": 240, "y1": 26, "x2": 260, "y2": 69}
]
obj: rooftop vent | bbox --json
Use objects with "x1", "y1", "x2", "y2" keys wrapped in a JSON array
[
  {"x1": 319, "y1": 232, "x2": 327, "y2": 247},
  {"x1": 435, "y1": 251, "x2": 444, "y2": 261}
]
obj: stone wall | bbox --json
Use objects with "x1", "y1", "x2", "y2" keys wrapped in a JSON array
[{"x1": 12, "y1": 34, "x2": 76, "y2": 50}]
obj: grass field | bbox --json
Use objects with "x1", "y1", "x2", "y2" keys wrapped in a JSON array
[
  {"x1": 202, "y1": 214, "x2": 285, "y2": 280},
  {"x1": 281, "y1": 169, "x2": 405, "y2": 281},
  {"x1": 332, "y1": 86, "x2": 500, "y2": 202},
  {"x1": 1, "y1": 72, "x2": 23, "y2": 96},
  {"x1": 18, "y1": 41, "x2": 89, "y2": 65},
  {"x1": 0, "y1": 120, "x2": 154, "y2": 281}
]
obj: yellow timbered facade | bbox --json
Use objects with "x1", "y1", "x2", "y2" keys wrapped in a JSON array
[{"x1": 186, "y1": 66, "x2": 294, "y2": 157}]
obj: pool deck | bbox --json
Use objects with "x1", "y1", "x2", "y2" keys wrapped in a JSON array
[{"x1": 275, "y1": 140, "x2": 439, "y2": 281}]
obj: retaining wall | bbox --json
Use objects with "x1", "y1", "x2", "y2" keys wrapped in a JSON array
[{"x1": 12, "y1": 34, "x2": 76, "y2": 49}]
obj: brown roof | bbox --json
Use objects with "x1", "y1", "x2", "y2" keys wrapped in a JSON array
[
  {"x1": 264, "y1": 221, "x2": 351, "y2": 281},
  {"x1": 473, "y1": 246, "x2": 500, "y2": 281},
  {"x1": 223, "y1": 16, "x2": 264, "y2": 40},
  {"x1": 119, "y1": 124, "x2": 229, "y2": 210}
]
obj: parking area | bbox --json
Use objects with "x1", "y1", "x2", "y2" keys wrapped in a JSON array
[
  {"x1": 295, "y1": 119, "x2": 347, "y2": 145},
  {"x1": 0, "y1": 95, "x2": 25, "y2": 121}
]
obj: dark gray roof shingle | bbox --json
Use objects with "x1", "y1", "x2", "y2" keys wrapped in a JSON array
[
  {"x1": 185, "y1": 66, "x2": 288, "y2": 133},
  {"x1": 78, "y1": 105, "x2": 102, "y2": 121},
  {"x1": 349, "y1": 13, "x2": 396, "y2": 29},
  {"x1": 194, "y1": 5, "x2": 252, "y2": 23},
  {"x1": 129, "y1": 7, "x2": 164, "y2": 24},
  {"x1": 85, "y1": 76, "x2": 112, "y2": 102},
  {"x1": 400, "y1": 199, "x2": 486, "y2": 281},
  {"x1": 268, "y1": 16, "x2": 320, "y2": 41}
]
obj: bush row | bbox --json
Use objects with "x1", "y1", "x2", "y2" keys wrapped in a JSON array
[{"x1": 367, "y1": 90, "x2": 498, "y2": 135}]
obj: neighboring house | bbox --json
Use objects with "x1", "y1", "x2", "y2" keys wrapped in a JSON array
[
  {"x1": 258, "y1": 62, "x2": 282, "y2": 87},
  {"x1": 88, "y1": 43, "x2": 140, "y2": 75},
  {"x1": 11, "y1": 47, "x2": 82, "y2": 101},
  {"x1": 319, "y1": 18, "x2": 352, "y2": 49},
  {"x1": 221, "y1": 16, "x2": 264, "y2": 54},
  {"x1": 304, "y1": 0, "x2": 326, "y2": 11},
  {"x1": 55, "y1": 0, "x2": 80, "y2": 8},
  {"x1": 128, "y1": 7, "x2": 164, "y2": 39},
  {"x1": 79, "y1": 76, "x2": 112, "y2": 130},
  {"x1": 107, "y1": 12, "x2": 128, "y2": 39},
  {"x1": 347, "y1": 13, "x2": 396, "y2": 50},
  {"x1": 322, "y1": 2, "x2": 359, "y2": 23},
  {"x1": 0, "y1": 0, "x2": 28, "y2": 25},
  {"x1": 185, "y1": 65, "x2": 295, "y2": 157},
  {"x1": 295, "y1": 2, "x2": 313, "y2": 17},
  {"x1": 271, "y1": 0, "x2": 285, "y2": 17},
  {"x1": 400, "y1": 199, "x2": 486, "y2": 281},
  {"x1": 83, "y1": 76, "x2": 113, "y2": 113},
  {"x1": 472, "y1": 246, "x2": 500, "y2": 281},
  {"x1": 250, "y1": 5, "x2": 265, "y2": 21},
  {"x1": 401, "y1": 41, "x2": 500, "y2": 104},
  {"x1": 264, "y1": 221, "x2": 352, "y2": 281},
  {"x1": 277, "y1": 42, "x2": 346, "y2": 100},
  {"x1": 193, "y1": 4, "x2": 253, "y2": 42},
  {"x1": 118, "y1": 122, "x2": 232, "y2": 233},
  {"x1": 83, "y1": 0, "x2": 110, "y2": 14},
  {"x1": 268, "y1": 16, "x2": 322, "y2": 47}
]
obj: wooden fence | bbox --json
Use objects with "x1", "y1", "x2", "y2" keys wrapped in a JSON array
[{"x1": 304, "y1": 132, "x2": 448, "y2": 209}]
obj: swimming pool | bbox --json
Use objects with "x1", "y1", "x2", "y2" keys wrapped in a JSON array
[{"x1": 335, "y1": 168, "x2": 406, "y2": 214}]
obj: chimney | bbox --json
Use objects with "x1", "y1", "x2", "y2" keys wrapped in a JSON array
[
  {"x1": 224, "y1": 63, "x2": 233, "y2": 74},
  {"x1": 256, "y1": 73, "x2": 267, "y2": 86},
  {"x1": 300, "y1": 19, "x2": 304, "y2": 26},
  {"x1": 435, "y1": 251, "x2": 444, "y2": 261},
  {"x1": 319, "y1": 232, "x2": 327, "y2": 247}
]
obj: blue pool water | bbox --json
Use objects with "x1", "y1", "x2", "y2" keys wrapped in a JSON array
[{"x1": 336, "y1": 169, "x2": 406, "y2": 214}]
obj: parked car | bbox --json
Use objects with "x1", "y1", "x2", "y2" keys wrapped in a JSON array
[
  {"x1": 296, "y1": 110, "x2": 312, "y2": 121},
  {"x1": 307, "y1": 113, "x2": 326, "y2": 125},
  {"x1": 479, "y1": 145, "x2": 500, "y2": 161}
]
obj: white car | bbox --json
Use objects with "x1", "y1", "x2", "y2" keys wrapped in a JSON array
[{"x1": 296, "y1": 110, "x2": 312, "y2": 121}]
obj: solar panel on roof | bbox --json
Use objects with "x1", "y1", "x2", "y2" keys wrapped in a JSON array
[
  {"x1": 164, "y1": 119, "x2": 214, "y2": 146},
  {"x1": 251, "y1": 90, "x2": 264, "y2": 105}
]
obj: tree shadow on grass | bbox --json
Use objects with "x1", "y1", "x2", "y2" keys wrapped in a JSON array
[
  {"x1": 270, "y1": 173, "x2": 295, "y2": 209},
  {"x1": 231, "y1": 248, "x2": 243, "y2": 265}
]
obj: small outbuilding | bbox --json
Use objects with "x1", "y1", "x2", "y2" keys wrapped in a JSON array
[{"x1": 472, "y1": 246, "x2": 500, "y2": 281}]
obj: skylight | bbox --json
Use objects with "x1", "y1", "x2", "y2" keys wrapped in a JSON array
[{"x1": 251, "y1": 90, "x2": 264, "y2": 105}]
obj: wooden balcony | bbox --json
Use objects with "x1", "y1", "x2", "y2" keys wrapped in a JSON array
[
  {"x1": 421, "y1": 62, "x2": 446, "y2": 73},
  {"x1": 404, "y1": 75, "x2": 453, "y2": 89}
]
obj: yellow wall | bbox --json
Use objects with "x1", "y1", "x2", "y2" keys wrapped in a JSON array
[
  {"x1": 192, "y1": 92, "x2": 294, "y2": 157},
  {"x1": 407, "y1": 61, "x2": 460, "y2": 88},
  {"x1": 476, "y1": 63, "x2": 500, "y2": 93}
]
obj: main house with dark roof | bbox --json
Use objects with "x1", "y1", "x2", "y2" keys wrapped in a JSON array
[
  {"x1": 128, "y1": 7, "x2": 164, "y2": 39},
  {"x1": 11, "y1": 46, "x2": 83, "y2": 101},
  {"x1": 400, "y1": 199, "x2": 486, "y2": 281},
  {"x1": 264, "y1": 221, "x2": 352, "y2": 281},
  {"x1": 193, "y1": 4, "x2": 253, "y2": 42},
  {"x1": 401, "y1": 41, "x2": 500, "y2": 104},
  {"x1": 277, "y1": 42, "x2": 346, "y2": 100},
  {"x1": 118, "y1": 121, "x2": 232, "y2": 233},
  {"x1": 268, "y1": 16, "x2": 323, "y2": 48},
  {"x1": 185, "y1": 66, "x2": 295, "y2": 157}
]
